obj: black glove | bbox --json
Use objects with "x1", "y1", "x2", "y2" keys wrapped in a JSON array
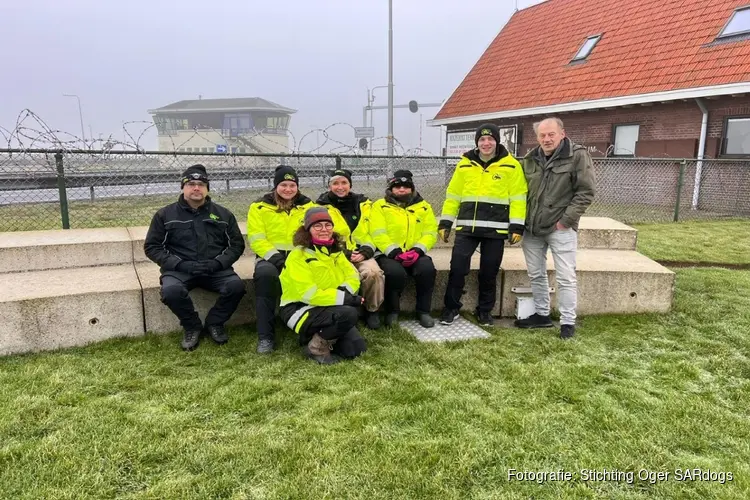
[
  {"x1": 343, "y1": 291, "x2": 364, "y2": 307},
  {"x1": 176, "y1": 260, "x2": 206, "y2": 276},
  {"x1": 200, "y1": 259, "x2": 223, "y2": 273},
  {"x1": 386, "y1": 248, "x2": 403, "y2": 259},
  {"x1": 268, "y1": 253, "x2": 286, "y2": 271},
  {"x1": 356, "y1": 245, "x2": 374, "y2": 260}
]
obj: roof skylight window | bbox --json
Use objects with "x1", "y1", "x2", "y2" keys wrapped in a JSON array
[
  {"x1": 718, "y1": 6, "x2": 750, "y2": 38},
  {"x1": 571, "y1": 35, "x2": 601, "y2": 62}
]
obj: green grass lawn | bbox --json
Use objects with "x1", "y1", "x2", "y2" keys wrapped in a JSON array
[
  {"x1": 1, "y1": 267, "x2": 749, "y2": 499},
  {"x1": 634, "y1": 219, "x2": 750, "y2": 265}
]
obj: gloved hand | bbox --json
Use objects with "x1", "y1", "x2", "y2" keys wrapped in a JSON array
[
  {"x1": 397, "y1": 249, "x2": 420, "y2": 268},
  {"x1": 268, "y1": 253, "x2": 286, "y2": 271},
  {"x1": 200, "y1": 259, "x2": 223, "y2": 273},
  {"x1": 509, "y1": 233, "x2": 522, "y2": 245},
  {"x1": 438, "y1": 228, "x2": 450, "y2": 243},
  {"x1": 176, "y1": 260, "x2": 205, "y2": 276},
  {"x1": 343, "y1": 291, "x2": 365, "y2": 306}
]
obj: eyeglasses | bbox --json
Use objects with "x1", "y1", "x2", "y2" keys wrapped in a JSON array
[
  {"x1": 311, "y1": 222, "x2": 333, "y2": 230},
  {"x1": 185, "y1": 181, "x2": 207, "y2": 188}
]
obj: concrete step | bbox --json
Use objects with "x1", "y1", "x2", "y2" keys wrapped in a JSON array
[
  {"x1": 0, "y1": 227, "x2": 133, "y2": 272},
  {"x1": 0, "y1": 265, "x2": 144, "y2": 355},
  {"x1": 499, "y1": 248, "x2": 675, "y2": 316}
]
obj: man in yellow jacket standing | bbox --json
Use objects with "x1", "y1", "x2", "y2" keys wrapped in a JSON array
[{"x1": 438, "y1": 124, "x2": 528, "y2": 326}]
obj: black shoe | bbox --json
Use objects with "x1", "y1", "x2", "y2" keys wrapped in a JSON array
[
  {"x1": 560, "y1": 324, "x2": 575, "y2": 339},
  {"x1": 514, "y1": 313, "x2": 554, "y2": 329},
  {"x1": 365, "y1": 312, "x2": 381, "y2": 330},
  {"x1": 257, "y1": 339, "x2": 275, "y2": 354},
  {"x1": 384, "y1": 312, "x2": 399, "y2": 327},
  {"x1": 476, "y1": 310, "x2": 494, "y2": 326},
  {"x1": 440, "y1": 309, "x2": 460, "y2": 325},
  {"x1": 417, "y1": 312, "x2": 435, "y2": 328},
  {"x1": 206, "y1": 325, "x2": 229, "y2": 345},
  {"x1": 181, "y1": 328, "x2": 202, "y2": 351}
]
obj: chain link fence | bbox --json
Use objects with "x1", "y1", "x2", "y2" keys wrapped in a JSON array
[{"x1": 1, "y1": 149, "x2": 749, "y2": 232}]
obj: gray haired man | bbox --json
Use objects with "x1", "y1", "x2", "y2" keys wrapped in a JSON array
[{"x1": 515, "y1": 118, "x2": 595, "y2": 339}]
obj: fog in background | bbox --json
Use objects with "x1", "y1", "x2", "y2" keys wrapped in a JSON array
[{"x1": 1, "y1": 0, "x2": 544, "y2": 154}]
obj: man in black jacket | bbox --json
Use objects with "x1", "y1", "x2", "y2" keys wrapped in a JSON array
[{"x1": 144, "y1": 165, "x2": 246, "y2": 351}]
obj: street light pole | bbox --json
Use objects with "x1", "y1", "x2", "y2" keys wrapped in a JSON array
[
  {"x1": 387, "y1": 0, "x2": 394, "y2": 156},
  {"x1": 63, "y1": 94, "x2": 86, "y2": 144}
]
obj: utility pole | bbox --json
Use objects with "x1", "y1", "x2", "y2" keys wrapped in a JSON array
[{"x1": 387, "y1": 0, "x2": 394, "y2": 156}]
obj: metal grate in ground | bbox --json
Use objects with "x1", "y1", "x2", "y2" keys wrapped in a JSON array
[{"x1": 400, "y1": 315, "x2": 491, "y2": 343}]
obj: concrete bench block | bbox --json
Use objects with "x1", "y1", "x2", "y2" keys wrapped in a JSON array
[
  {"x1": 500, "y1": 248, "x2": 675, "y2": 317},
  {"x1": 0, "y1": 265, "x2": 144, "y2": 355},
  {"x1": 136, "y1": 256, "x2": 257, "y2": 334},
  {"x1": 0, "y1": 228, "x2": 133, "y2": 272}
]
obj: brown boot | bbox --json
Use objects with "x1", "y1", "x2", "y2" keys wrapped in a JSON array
[{"x1": 304, "y1": 333, "x2": 339, "y2": 365}]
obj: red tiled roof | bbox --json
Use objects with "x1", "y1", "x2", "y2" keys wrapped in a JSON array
[{"x1": 435, "y1": 0, "x2": 750, "y2": 120}]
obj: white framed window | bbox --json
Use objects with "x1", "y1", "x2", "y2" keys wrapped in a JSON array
[
  {"x1": 718, "y1": 6, "x2": 750, "y2": 38},
  {"x1": 571, "y1": 34, "x2": 602, "y2": 62},
  {"x1": 613, "y1": 124, "x2": 639, "y2": 156},
  {"x1": 723, "y1": 117, "x2": 750, "y2": 155}
]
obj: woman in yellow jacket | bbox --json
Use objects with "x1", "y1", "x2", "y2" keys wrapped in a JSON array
[
  {"x1": 316, "y1": 168, "x2": 384, "y2": 330},
  {"x1": 279, "y1": 207, "x2": 367, "y2": 365},
  {"x1": 247, "y1": 165, "x2": 314, "y2": 354},
  {"x1": 370, "y1": 170, "x2": 437, "y2": 328}
]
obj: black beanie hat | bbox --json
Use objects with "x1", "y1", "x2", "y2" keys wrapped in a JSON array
[
  {"x1": 328, "y1": 168, "x2": 353, "y2": 187},
  {"x1": 387, "y1": 169, "x2": 415, "y2": 190},
  {"x1": 475, "y1": 123, "x2": 501, "y2": 146},
  {"x1": 274, "y1": 165, "x2": 299, "y2": 188},
  {"x1": 181, "y1": 164, "x2": 209, "y2": 190}
]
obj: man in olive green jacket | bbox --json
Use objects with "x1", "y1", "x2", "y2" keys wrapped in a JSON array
[{"x1": 515, "y1": 117, "x2": 595, "y2": 339}]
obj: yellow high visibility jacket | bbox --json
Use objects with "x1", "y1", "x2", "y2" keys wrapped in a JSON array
[
  {"x1": 279, "y1": 244, "x2": 361, "y2": 333},
  {"x1": 440, "y1": 147, "x2": 528, "y2": 239},
  {"x1": 315, "y1": 192, "x2": 375, "y2": 253},
  {"x1": 246, "y1": 193, "x2": 315, "y2": 259},
  {"x1": 369, "y1": 193, "x2": 438, "y2": 257}
]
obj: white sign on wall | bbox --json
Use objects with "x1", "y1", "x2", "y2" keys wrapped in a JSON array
[{"x1": 446, "y1": 125, "x2": 519, "y2": 166}]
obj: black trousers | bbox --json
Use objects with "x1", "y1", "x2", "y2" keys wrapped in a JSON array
[
  {"x1": 444, "y1": 234, "x2": 505, "y2": 313},
  {"x1": 160, "y1": 269, "x2": 246, "y2": 330},
  {"x1": 376, "y1": 255, "x2": 436, "y2": 314},
  {"x1": 282, "y1": 304, "x2": 367, "y2": 359},
  {"x1": 254, "y1": 259, "x2": 281, "y2": 341}
]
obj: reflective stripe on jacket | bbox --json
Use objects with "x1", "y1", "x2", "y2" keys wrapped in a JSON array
[
  {"x1": 440, "y1": 147, "x2": 527, "y2": 239},
  {"x1": 279, "y1": 244, "x2": 361, "y2": 333},
  {"x1": 369, "y1": 193, "x2": 438, "y2": 257},
  {"x1": 246, "y1": 193, "x2": 314, "y2": 259}
]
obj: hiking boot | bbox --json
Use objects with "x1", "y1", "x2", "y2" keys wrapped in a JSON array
[
  {"x1": 365, "y1": 312, "x2": 381, "y2": 330},
  {"x1": 181, "y1": 328, "x2": 202, "y2": 351},
  {"x1": 514, "y1": 313, "x2": 554, "y2": 329},
  {"x1": 440, "y1": 308, "x2": 460, "y2": 325},
  {"x1": 417, "y1": 312, "x2": 435, "y2": 328},
  {"x1": 476, "y1": 310, "x2": 494, "y2": 326},
  {"x1": 206, "y1": 325, "x2": 229, "y2": 345},
  {"x1": 560, "y1": 324, "x2": 575, "y2": 339},
  {"x1": 384, "y1": 312, "x2": 399, "y2": 327},
  {"x1": 304, "y1": 333, "x2": 339, "y2": 365},
  {"x1": 257, "y1": 338, "x2": 275, "y2": 354}
]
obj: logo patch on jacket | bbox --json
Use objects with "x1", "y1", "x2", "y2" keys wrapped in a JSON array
[{"x1": 209, "y1": 213, "x2": 220, "y2": 220}]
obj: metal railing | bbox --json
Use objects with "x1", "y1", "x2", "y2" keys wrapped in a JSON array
[{"x1": 1, "y1": 149, "x2": 748, "y2": 232}]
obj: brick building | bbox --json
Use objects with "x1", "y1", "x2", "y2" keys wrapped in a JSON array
[{"x1": 430, "y1": 0, "x2": 750, "y2": 159}]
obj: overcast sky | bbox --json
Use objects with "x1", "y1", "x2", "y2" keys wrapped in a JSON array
[{"x1": 1, "y1": 0, "x2": 543, "y2": 154}]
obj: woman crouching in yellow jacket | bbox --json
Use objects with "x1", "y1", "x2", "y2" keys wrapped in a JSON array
[{"x1": 279, "y1": 207, "x2": 367, "y2": 364}]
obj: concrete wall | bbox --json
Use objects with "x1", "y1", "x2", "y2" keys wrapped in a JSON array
[{"x1": 158, "y1": 129, "x2": 290, "y2": 154}]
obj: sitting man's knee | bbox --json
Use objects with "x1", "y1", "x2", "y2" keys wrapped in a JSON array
[
  {"x1": 161, "y1": 284, "x2": 187, "y2": 303},
  {"x1": 336, "y1": 306, "x2": 360, "y2": 325},
  {"x1": 223, "y1": 278, "x2": 246, "y2": 296}
]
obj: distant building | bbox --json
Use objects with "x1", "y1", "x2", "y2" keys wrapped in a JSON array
[
  {"x1": 431, "y1": 0, "x2": 750, "y2": 159},
  {"x1": 148, "y1": 97, "x2": 296, "y2": 154}
]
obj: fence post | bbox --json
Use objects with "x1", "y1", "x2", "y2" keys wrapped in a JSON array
[
  {"x1": 673, "y1": 160, "x2": 686, "y2": 222},
  {"x1": 55, "y1": 151, "x2": 70, "y2": 229},
  {"x1": 335, "y1": 156, "x2": 342, "y2": 170}
]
